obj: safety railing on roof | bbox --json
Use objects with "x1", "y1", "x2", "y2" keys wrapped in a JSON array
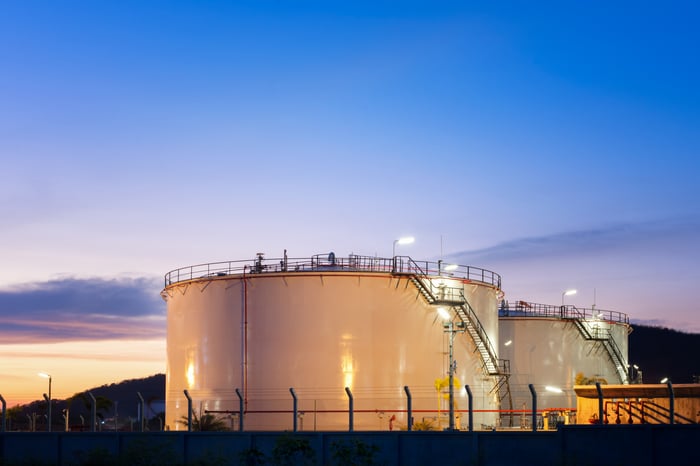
[
  {"x1": 392, "y1": 256, "x2": 501, "y2": 289},
  {"x1": 498, "y1": 300, "x2": 629, "y2": 325},
  {"x1": 164, "y1": 253, "x2": 502, "y2": 289}
]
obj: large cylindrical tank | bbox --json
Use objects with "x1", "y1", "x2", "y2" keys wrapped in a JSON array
[
  {"x1": 162, "y1": 254, "x2": 503, "y2": 431},
  {"x1": 499, "y1": 301, "x2": 630, "y2": 423}
]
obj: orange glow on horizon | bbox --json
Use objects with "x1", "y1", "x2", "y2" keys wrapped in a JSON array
[{"x1": 0, "y1": 338, "x2": 165, "y2": 406}]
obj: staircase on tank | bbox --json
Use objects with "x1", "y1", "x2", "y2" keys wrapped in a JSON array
[
  {"x1": 399, "y1": 262, "x2": 513, "y2": 416},
  {"x1": 569, "y1": 310, "x2": 629, "y2": 384}
]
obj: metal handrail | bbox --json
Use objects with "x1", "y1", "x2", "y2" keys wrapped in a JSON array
[
  {"x1": 400, "y1": 258, "x2": 504, "y2": 377},
  {"x1": 498, "y1": 301, "x2": 629, "y2": 325},
  {"x1": 458, "y1": 291, "x2": 502, "y2": 375},
  {"x1": 603, "y1": 331, "x2": 629, "y2": 383},
  {"x1": 165, "y1": 253, "x2": 502, "y2": 289},
  {"x1": 394, "y1": 256, "x2": 501, "y2": 289}
]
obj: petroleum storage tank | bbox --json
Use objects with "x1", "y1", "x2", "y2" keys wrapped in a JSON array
[
  {"x1": 498, "y1": 301, "x2": 630, "y2": 426},
  {"x1": 162, "y1": 253, "x2": 505, "y2": 431}
]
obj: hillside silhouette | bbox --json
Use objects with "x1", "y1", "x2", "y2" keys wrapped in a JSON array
[
  {"x1": 10, "y1": 374, "x2": 165, "y2": 431},
  {"x1": 629, "y1": 325, "x2": 700, "y2": 384}
]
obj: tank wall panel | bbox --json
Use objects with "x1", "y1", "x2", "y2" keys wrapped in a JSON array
[
  {"x1": 165, "y1": 273, "x2": 500, "y2": 431},
  {"x1": 499, "y1": 317, "x2": 630, "y2": 411}
]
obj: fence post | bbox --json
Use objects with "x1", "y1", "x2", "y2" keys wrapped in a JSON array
[
  {"x1": 235, "y1": 388, "x2": 244, "y2": 432},
  {"x1": 464, "y1": 385, "x2": 473, "y2": 432},
  {"x1": 0, "y1": 394, "x2": 6, "y2": 432},
  {"x1": 183, "y1": 390, "x2": 193, "y2": 432},
  {"x1": 290, "y1": 388, "x2": 298, "y2": 432},
  {"x1": 137, "y1": 391, "x2": 146, "y2": 432},
  {"x1": 595, "y1": 382, "x2": 604, "y2": 425},
  {"x1": 345, "y1": 387, "x2": 354, "y2": 432},
  {"x1": 528, "y1": 384, "x2": 537, "y2": 432},
  {"x1": 88, "y1": 391, "x2": 97, "y2": 432},
  {"x1": 666, "y1": 381, "x2": 675, "y2": 424},
  {"x1": 42, "y1": 394, "x2": 51, "y2": 432},
  {"x1": 404, "y1": 386, "x2": 412, "y2": 431}
]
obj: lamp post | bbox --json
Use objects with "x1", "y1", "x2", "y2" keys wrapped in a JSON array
[
  {"x1": 438, "y1": 308, "x2": 465, "y2": 430},
  {"x1": 561, "y1": 289, "x2": 577, "y2": 306},
  {"x1": 392, "y1": 236, "x2": 415, "y2": 257},
  {"x1": 38, "y1": 372, "x2": 51, "y2": 432}
]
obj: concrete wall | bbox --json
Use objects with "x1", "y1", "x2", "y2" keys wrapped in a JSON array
[{"x1": 1, "y1": 425, "x2": 698, "y2": 465}]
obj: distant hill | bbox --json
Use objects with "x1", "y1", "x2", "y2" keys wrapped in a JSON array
[
  {"x1": 629, "y1": 325, "x2": 700, "y2": 384},
  {"x1": 10, "y1": 374, "x2": 165, "y2": 431}
]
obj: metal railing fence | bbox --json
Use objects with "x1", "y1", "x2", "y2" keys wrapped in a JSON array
[
  {"x1": 498, "y1": 300, "x2": 629, "y2": 325},
  {"x1": 164, "y1": 253, "x2": 502, "y2": 289}
]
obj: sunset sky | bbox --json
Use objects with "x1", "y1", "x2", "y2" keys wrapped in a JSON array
[{"x1": 1, "y1": 1, "x2": 698, "y2": 406}]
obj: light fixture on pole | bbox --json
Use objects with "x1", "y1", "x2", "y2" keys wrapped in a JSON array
[
  {"x1": 38, "y1": 372, "x2": 51, "y2": 432},
  {"x1": 438, "y1": 308, "x2": 465, "y2": 431},
  {"x1": 392, "y1": 236, "x2": 415, "y2": 257},
  {"x1": 561, "y1": 289, "x2": 577, "y2": 306}
]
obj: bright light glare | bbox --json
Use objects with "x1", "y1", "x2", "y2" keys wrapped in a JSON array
[
  {"x1": 397, "y1": 237, "x2": 415, "y2": 245},
  {"x1": 545, "y1": 386, "x2": 563, "y2": 393},
  {"x1": 437, "y1": 307, "x2": 450, "y2": 320},
  {"x1": 660, "y1": 377, "x2": 669, "y2": 384}
]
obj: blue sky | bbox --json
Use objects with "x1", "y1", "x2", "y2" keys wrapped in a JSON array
[{"x1": 1, "y1": 1, "x2": 698, "y2": 402}]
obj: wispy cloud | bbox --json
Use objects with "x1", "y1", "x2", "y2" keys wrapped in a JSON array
[
  {"x1": 0, "y1": 277, "x2": 165, "y2": 342},
  {"x1": 447, "y1": 217, "x2": 700, "y2": 333},
  {"x1": 450, "y1": 216, "x2": 700, "y2": 264}
]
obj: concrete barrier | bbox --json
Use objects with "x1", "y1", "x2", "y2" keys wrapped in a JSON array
[{"x1": 0, "y1": 425, "x2": 697, "y2": 465}]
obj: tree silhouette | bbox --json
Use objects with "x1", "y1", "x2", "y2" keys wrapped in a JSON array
[
  {"x1": 73, "y1": 392, "x2": 114, "y2": 421},
  {"x1": 177, "y1": 412, "x2": 229, "y2": 431}
]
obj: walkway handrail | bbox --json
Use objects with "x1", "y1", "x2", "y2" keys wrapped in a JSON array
[
  {"x1": 499, "y1": 301, "x2": 629, "y2": 325},
  {"x1": 459, "y1": 291, "x2": 501, "y2": 372},
  {"x1": 165, "y1": 254, "x2": 501, "y2": 289}
]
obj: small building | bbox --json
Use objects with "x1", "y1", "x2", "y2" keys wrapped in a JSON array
[{"x1": 574, "y1": 384, "x2": 700, "y2": 424}]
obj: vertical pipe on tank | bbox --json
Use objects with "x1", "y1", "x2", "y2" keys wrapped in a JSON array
[
  {"x1": 290, "y1": 388, "x2": 298, "y2": 432},
  {"x1": 595, "y1": 382, "x2": 604, "y2": 425},
  {"x1": 183, "y1": 389, "x2": 192, "y2": 432},
  {"x1": 404, "y1": 386, "x2": 412, "y2": 431},
  {"x1": 464, "y1": 385, "x2": 473, "y2": 432},
  {"x1": 236, "y1": 388, "x2": 244, "y2": 432},
  {"x1": 242, "y1": 268, "x2": 249, "y2": 410},
  {"x1": 528, "y1": 384, "x2": 537, "y2": 432},
  {"x1": 666, "y1": 381, "x2": 675, "y2": 424},
  {"x1": 345, "y1": 387, "x2": 354, "y2": 432},
  {"x1": 448, "y1": 321, "x2": 455, "y2": 431}
]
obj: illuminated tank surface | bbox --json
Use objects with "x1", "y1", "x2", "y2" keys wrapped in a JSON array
[
  {"x1": 499, "y1": 301, "x2": 630, "y2": 426},
  {"x1": 162, "y1": 253, "x2": 505, "y2": 431}
]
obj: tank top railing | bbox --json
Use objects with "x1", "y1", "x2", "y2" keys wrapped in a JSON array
[
  {"x1": 165, "y1": 253, "x2": 501, "y2": 289},
  {"x1": 498, "y1": 301, "x2": 629, "y2": 325},
  {"x1": 393, "y1": 256, "x2": 501, "y2": 289}
]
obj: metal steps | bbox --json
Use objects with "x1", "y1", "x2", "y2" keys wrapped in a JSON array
[
  {"x1": 571, "y1": 313, "x2": 629, "y2": 384},
  {"x1": 401, "y1": 260, "x2": 512, "y2": 417}
]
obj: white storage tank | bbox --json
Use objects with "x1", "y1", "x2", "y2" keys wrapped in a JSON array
[
  {"x1": 498, "y1": 301, "x2": 630, "y2": 426},
  {"x1": 162, "y1": 253, "x2": 505, "y2": 431}
]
